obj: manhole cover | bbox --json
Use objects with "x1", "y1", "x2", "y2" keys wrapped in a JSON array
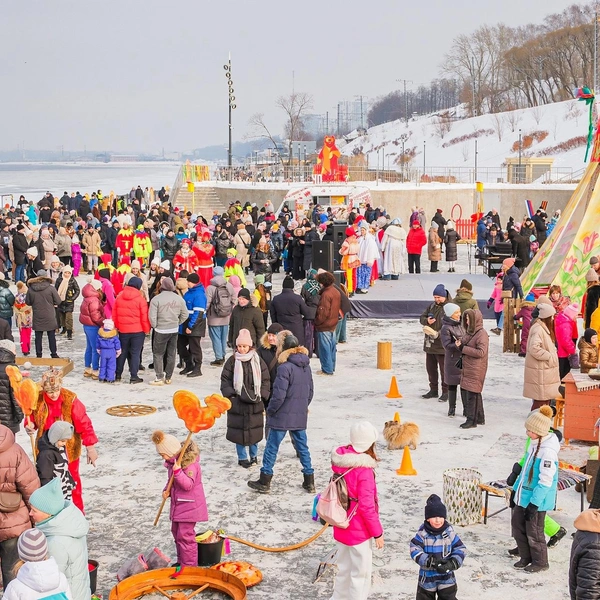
[{"x1": 106, "y1": 404, "x2": 157, "y2": 417}]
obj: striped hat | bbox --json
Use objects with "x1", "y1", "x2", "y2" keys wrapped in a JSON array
[{"x1": 17, "y1": 529, "x2": 48, "y2": 562}]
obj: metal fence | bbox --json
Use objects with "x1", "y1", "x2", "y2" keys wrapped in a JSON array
[{"x1": 206, "y1": 165, "x2": 580, "y2": 185}]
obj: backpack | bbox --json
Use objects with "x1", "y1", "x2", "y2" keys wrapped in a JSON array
[
  {"x1": 211, "y1": 283, "x2": 233, "y2": 318},
  {"x1": 316, "y1": 467, "x2": 358, "y2": 529}
]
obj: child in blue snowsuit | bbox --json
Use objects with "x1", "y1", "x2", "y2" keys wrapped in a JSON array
[
  {"x1": 410, "y1": 494, "x2": 466, "y2": 600},
  {"x1": 97, "y1": 318, "x2": 121, "y2": 382}
]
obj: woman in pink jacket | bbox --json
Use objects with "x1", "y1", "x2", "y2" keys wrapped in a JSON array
[
  {"x1": 152, "y1": 430, "x2": 208, "y2": 567},
  {"x1": 330, "y1": 422, "x2": 383, "y2": 600},
  {"x1": 555, "y1": 302, "x2": 579, "y2": 381}
]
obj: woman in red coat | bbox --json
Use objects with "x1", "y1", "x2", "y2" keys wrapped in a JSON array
[{"x1": 406, "y1": 221, "x2": 427, "y2": 274}]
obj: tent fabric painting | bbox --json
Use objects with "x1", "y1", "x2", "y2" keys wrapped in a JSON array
[{"x1": 521, "y1": 145, "x2": 600, "y2": 304}]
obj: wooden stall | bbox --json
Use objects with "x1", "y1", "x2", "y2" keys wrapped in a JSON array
[{"x1": 562, "y1": 372, "x2": 600, "y2": 444}]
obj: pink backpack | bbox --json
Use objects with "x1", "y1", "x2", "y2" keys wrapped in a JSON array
[{"x1": 316, "y1": 467, "x2": 358, "y2": 529}]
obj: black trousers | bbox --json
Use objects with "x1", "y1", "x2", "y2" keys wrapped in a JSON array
[
  {"x1": 177, "y1": 334, "x2": 203, "y2": 366},
  {"x1": 0, "y1": 537, "x2": 19, "y2": 590},
  {"x1": 511, "y1": 505, "x2": 548, "y2": 567},
  {"x1": 408, "y1": 254, "x2": 421, "y2": 273},
  {"x1": 425, "y1": 353, "x2": 447, "y2": 393},
  {"x1": 116, "y1": 332, "x2": 145, "y2": 379},
  {"x1": 467, "y1": 390, "x2": 485, "y2": 424},
  {"x1": 152, "y1": 332, "x2": 178, "y2": 379},
  {"x1": 430, "y1": 261, "x2": 438, "y2": 272},
  {"x1": 416, "y1": 584, "x2": 457, "y2": 600},
  {"x1": 558, "y1": 357, "x2": 571, "y2": 381},
  {"x1": 35, "y1": 330, "x2": 57, "y2": 358}
]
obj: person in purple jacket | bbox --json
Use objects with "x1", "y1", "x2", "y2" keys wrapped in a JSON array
[
  {"x1": 152, "y1": 430, "x2": 208, "y2": 567},
  {"x1": 330, "y1": 421, "x2": 384, "y2": 600},
  {"x1": 96, "y1": 319, "x2": 121, "y2": 383}
]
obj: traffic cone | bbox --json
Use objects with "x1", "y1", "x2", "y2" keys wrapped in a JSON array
[
  {"x1": 393, "y1": 412, "x2": 400, "y2": 422},
  {"x1": 396, "y1": 446, "x2": 417, "y2": 476},
  {"x1": 385, "y1": 376, "x2": 402, "y2": 398}
]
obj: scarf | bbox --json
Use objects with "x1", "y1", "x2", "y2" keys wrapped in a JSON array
[
  {"x1": 303, "y1": 269, "x2": 320, "y2": 296},
  {"x1": 57, "y1": 276, "x2": 70, "y2": 301},
  {"x1": 233, "y1": 350, "x2": 262, "y2": 400}
]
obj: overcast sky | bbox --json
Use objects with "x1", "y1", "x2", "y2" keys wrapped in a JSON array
[{"x1": 1, "y1": 0, "x2": 576, "y2": 154}]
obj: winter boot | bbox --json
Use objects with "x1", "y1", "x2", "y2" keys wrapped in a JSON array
[
  {"x1": 460, "y1": 394, "x2": 476, "y2": 429},
  {"x1": 447, "y1": 389, "x2": 457, "y2": 417},
  {"x1": 187, "y1": 365, "x2": 202, "y2": 378},
  {"x1": 179, "y1": 361, "x2": 194, "y2": 376},
  {"x1": 438, "y1": 392, "x2": 448, "y2": 402},
  {"x1": 67, "y1": 330, "x2": 72, "y2": 340},
  {"x1": 60, "y1": 327, "x2": 67, "y2": 335},
  {"x1": 547, "y1": 526, "x2": 567, "y2": 548},
  {"x1": 302, "y1": 474, "x2": 315, "y2": 494},
  {"x1": 421, "y1": 389, "x2": 438, "y2": 399},
  {"x1": 248, "y1": 472, "x2": 273, "y2": 494}
]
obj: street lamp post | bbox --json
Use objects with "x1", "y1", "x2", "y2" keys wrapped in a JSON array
[
  {"x1": 518, "y1": 128, "x2": 522, "y2": 183},
  {"x1": 224, "y1": 55, "x2": 237, "y2": 178},
  {"x1": 423, "y1": 141, "x2": 426, "y2": 179}
]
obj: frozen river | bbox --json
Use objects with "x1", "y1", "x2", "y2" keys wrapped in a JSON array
[{"x1": 0, "y1": 162, "x2": 181, "y2": 198}]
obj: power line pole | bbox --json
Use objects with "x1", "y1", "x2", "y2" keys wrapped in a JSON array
[{"x1": 396, "y1": 79, "x2": 413, "y2": 124}]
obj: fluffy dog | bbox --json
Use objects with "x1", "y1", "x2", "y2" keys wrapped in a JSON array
[{"x1": 383, "y1": 421, "x2": 420, "y2": 450}]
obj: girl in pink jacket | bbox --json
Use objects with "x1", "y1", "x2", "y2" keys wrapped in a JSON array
[
  {"x1": 330, "y1": 422, "x2": 383, "y2": 600},
  {"x1": 487, "y1": 272, "x2": 504, "y2": 335},
  {"x1": 555, "y1": 302, "x2": 579, "y2": 381},
  {"x1": 152, "y1": 431, "x2": 208, "y2": 566}
]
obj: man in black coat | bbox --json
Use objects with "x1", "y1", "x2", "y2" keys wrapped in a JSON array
[
  {"x1": 432, "y1": 209, "x2": 447, "y2": 240},
  {"x1": 509, "y1": 228, "x2": 531, "y2": 271},
  {"x1": 37, "y1": 194, "x2": 53, "y2": 223},
  {"x1": 270, "y1": 276, "x2": 310, "y2": 346},
  {"x1": 25, "y1": 271, "x2": 61, "y2": 358},
  {"x1": 12, "y1": 225, "x2": 29, "y2": 283},
  {"x1": 77, "y1": 197, "x2": 91, "y2": 219}
]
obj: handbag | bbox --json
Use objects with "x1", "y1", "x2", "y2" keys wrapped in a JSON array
[
  {"x1": 568, "y1": 353, "x2": 580, "y2": 369},
  {"x1": 455, "y1": 356, "x2": 463, "y2": 369},
  {"x1": 0, "y1": 491, "x2": 22, "y2": 513}
]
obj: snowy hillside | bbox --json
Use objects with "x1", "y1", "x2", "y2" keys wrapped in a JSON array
[{"x1": 342, "y1": 100, "x2": 591, "y2": 177}]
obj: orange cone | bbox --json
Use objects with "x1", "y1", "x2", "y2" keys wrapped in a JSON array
[
  {"x1": 393, "y1": 412, "x2": 400, "y2": 422},
  {"x1": 396, "y1": 446, "x2": 417, "y2": 476},
  {"x1": 385, "y1": 376, "x2": 402, "y2": 398}
]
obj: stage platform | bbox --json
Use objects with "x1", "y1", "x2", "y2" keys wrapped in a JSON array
[{"x1": 349, "y1": 272, "x2": 497, "y2": 319}]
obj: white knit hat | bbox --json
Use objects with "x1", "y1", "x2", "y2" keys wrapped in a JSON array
[
  {"x1": 349, "y1": 422, "x2": 379, "y2": 453},
  {"x1": 152, "y1": 431, "x2": 181, "y2": 457},
  {"x1": 26, "y1": 247, "x2": 38, "y2": 257},
  {"x1": 160, "y1": 260, "x2": 171, "y2": 270},
  {"x1": 151, "y1": 256, "x2": 161, "y2": 266}
]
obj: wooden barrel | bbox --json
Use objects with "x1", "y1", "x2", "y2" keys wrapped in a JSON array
[{"x1": 377, "y1": 341, "x2": 392, "y2": 370}]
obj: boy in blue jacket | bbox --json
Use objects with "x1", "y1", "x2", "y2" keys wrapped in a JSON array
[{"x1": 410, "y1": 494, "x2": 466, "y2": 600}]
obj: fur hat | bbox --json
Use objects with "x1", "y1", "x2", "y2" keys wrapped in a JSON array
[
  {"x1": 236, "y1": 328, "x2": 253, "y2": 346},
  {"x1": 29, "y1": 479, "x2": 64, "y2": 516},
  {"x1": 525, "y1": 405, "x2": 554, "y2": 437},
  {"x1": 48, "y1": 421, "x2": 74, "y2": 446},
  {"x1": 0, "y1": 339, "x2": 16, "y2": 355},
  {"x1": 459, "y1": 279, "x2": 472, "y2": 291},
  {"x1": 537, "y1": 303, "x2": 556, "y2": 319},
  {"x1": 41, "y1": 368, "x2": 63, "y2": 393},
  {"x1": 425, "y1": 494, "x2": 447, "y2": 520},
  {"x1": 443, "y1": 303, "x2": 460, "y2": 318},
  {"x1": 152, "y1": 431, "x2": 181, "y2": 457},
  {"x1": 17, "y1": 529, "x2": 48, "y2": 562},
  {"x1": 349, "y1": 421, "x2": 378, "y2": 453}
]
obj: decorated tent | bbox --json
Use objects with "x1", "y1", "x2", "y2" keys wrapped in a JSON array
[{"x1": 521, "y1": 129, "x2": 600, "y2": 304}]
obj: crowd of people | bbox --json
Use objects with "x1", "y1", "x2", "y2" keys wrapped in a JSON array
[{"x1": 0, "y1": 187, "x2": 597, "y2": 600}]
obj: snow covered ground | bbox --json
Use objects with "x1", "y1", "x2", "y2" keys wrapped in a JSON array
[
  {"x1": 342, "y1": 100, "x2": 592, "y2": 175},
  {"x1": 13, "y1": 255, "x2": 584, "y2": 599}
]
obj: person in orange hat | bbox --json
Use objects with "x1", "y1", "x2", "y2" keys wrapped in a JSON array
[
  {"x1": 502, "y1": 257, "x2": 523, "y2": 299},
  {"x1": 339, "y1": 227, "x2": 360, "y2": 295}
]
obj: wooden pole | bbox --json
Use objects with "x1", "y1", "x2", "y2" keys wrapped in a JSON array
[
  {"x1": 377, "y1": 341, "x2": 392, "y2": 370},
  {"x1": 28, "y1": 431, "x2": 37, "y2": 460},
  {"x1": 153, "y1": 430, "x2": 194, "y2": 527}
]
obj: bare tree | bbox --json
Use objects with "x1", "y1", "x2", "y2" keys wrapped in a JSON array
[
  {"x1": 490, "y1": 113, "x2": 504, "y2": 141},
  {"x1": 433, "y1": 113, "x2": 452, "y2": 139},
  {"x1": 461, "y1": 143, "x2": 470, "y2": 162},
  {"x1": 247, "y1": 113, "x2": 285, "y2": 166},
  {"x1": 277, "y1": 92, "x2": 314, "y2": 165},
  {"x1": 566, "y1": 100, "x2": 583, "y2": 126},
  {"x1": 531, "y1": 104, "x2": 544, "y2": 125},
  {"x1": 504, "y1": 106, "x2": 521, "y2": 132}
]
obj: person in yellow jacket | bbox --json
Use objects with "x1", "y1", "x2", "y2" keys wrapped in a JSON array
[
  {"x1": 133, "y1": 225, "x2": 152, "y2": 267},
  {"x1": 224, "y1": 248, "x2": 247, "y2": 287}
]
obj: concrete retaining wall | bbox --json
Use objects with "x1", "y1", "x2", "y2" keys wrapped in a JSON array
[{"x1": 207, "y1": 182, "x2": 576, "y2": 224}]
